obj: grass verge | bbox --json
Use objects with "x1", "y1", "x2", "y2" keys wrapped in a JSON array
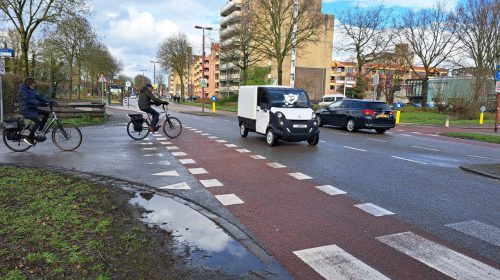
[
  {"x1": 180, "y1": 101, "x2": 238, "y2": 112},
  {"x1": 399, "y1": 110, "x2": 495, "y2": 126},
  {"x1": 440, "y1": 132, "x2": 500, "y2": 144},
  {"x1": 62, "y1": 115, "x2": 109, "y2": 127},
  {"x1": 0, "y1": 167, "x2": 234, "y2": 279}
]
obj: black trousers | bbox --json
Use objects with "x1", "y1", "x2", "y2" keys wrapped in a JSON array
[
  {"x1": 141, "y1": 107, "x2": 159, "y2": 127},
  {"x1": 27, "y1": 109, "x2": 50, "y2": 138}
]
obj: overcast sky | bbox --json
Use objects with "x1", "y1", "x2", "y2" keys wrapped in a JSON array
[{"x1": 89, "y1": 0, "x2": 460, "y2": 82}]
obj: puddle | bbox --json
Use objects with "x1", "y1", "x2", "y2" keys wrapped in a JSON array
[{"x1": 129, "y1": 192, "x2": 269, "y2": 277}]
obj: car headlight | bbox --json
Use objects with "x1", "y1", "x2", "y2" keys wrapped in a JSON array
[
  {"x1": 277, "y1": 112, "x2": 284, "y2": 119},
  {"x1": 312, "y1": 112, "x2": 317, "y2": 119}
]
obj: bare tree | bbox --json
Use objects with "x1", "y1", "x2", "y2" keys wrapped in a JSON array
[
  {"x1": 157, "y1": 32, "x2": 192, "y2": 99},
  {"x1": 250, "y1": 0, "x2": 324, "y2": 85},
  {"x1": 394, "y1": 3, "x2": 459, "y2": 108},
  {"x1": 82, "y1": 42, "x2": 120, "y2": 96},
  {"x1": 0, "y1": 0, "x2": 89, "y2": 76},
  {"x1": 455, "y1": 0, "x2": 500, "y2": 104}
]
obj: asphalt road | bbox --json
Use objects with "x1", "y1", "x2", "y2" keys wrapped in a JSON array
[{"x1": 169, "y1": 106, "x2": 500, "y2": 265}]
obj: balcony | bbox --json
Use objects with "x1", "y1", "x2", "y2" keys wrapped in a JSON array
[
  {"x1": 220, "y1": 26, "x2": 237, "y2": 41},
  {"x1": 221, "y1": 0, "x2": 242, "y2": 17},
  {"x1": 220, "y1": 62, "x2": 238, "y2": 71},
  {"x1": 219, "y1": 85, "x2": 240, "y2": 93},
  {"x1": 220, "y1": 11, "x2": 242, "y2": 28}
]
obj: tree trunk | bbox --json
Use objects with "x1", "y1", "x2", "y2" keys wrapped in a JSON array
[
  {"x1": 277, "y1": 58, "x2": 284, "y2": 85},
  {"x1": 69, "y1": 64, "x2": 74, "y2": 100},
  {"x1": 20, "y1": 39, "x2": 30, "y2": 77},
  {"x1": 180, "y1": 74, "x2": 185, "y2": 100},
  {"x1": 78, "y1": 62, "x2": 82, "y2": 100},
  {"x1": 421, "y1": 76, "x2": 429, "y2": 108}
]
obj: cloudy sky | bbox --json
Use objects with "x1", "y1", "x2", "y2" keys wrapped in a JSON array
[{"x1": 89, "y1": 0, "x2": 460, "y2": 81}]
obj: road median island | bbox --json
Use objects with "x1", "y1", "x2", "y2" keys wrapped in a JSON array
[
  {"x1": 440, "y1": 132, "x2": 500, "y2": 144},
  {"x1": 460, "y1": 164, "x2": 500, "y2": 180},
  {"x1": 0, "y1": 166, "x2": 243, "y2": 280}
]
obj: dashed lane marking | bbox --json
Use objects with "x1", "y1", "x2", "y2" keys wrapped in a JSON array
[
  {"x1": 293, "y1": 245, "x2": 390, "y2": 280},
  {"x1": 208, "y1": 136, "x2": 218, "y2": 139},
  {"x1": 171, "y1": 152, "x2": 187, "y2": 157},
  {"x1": 400, "y1": 134, "x2": 412, "y2": 137},
  {"x1": 215, "y1": 194, "x2": 244, "y2": 205},
  {"x1": 225, "y1": 144, "x2": 238, "y2": 148},
  {"x1": 165, "y1": 146, "x2": 180, "y2": 150},
  {"x1": 385, "y1": 131, "x2": 394, "y2": 134},
  {"x1": 189, "y1": 128, "x2": 196, "y2": 131},
  {"x1": 396, "y1": 129, "x2": 405, "y2": 132},
  {"x1": 446, "y1": 220, "x2": 500, "y2": 247},
  {"x1": 155, "y1": 137, "x2": 168, "y2": 141},
  {"x1": 179, "y1": 159, "x2": 196, "y2": 165},
  {"x1": 142, "y1": 147, "x2": 158, "y2": 151},
  {"x1": 160, "y1": 141, "x2": 173, "y2": 145},
  {"x1": 411, "y1": 132, "x2": 423, "y2": 135},
  {"x1": 159, "y1": 182, "x2": 191, "y2": 190},
  {"x1": 367, "y1": 138, "x2": 388, "y2": 143},
  {"x1": 411, "y1": 146, "x2": 440, "y2": 152},
  {"x1": 376, "y1": 231, "x2": 500, "y2": 280},
  {"x1": 216, "y1": 140, "x2": 228, "y2": 143},
  {"x1": 288, "y1": 172, "x2": 312, "y2": 180},
  {"x1": 316, "y1": 185, "x2": 347, "y2": 196},
  {"x1": 202, "y1": 133, "x2": 211, "y2": 136},
  {"x1": 200, "y1": 179, "x2": 224, "y2": 188},
  {"x1": 427, "y1": 134, "x2": 440, "y2": 137},
  {"x1": 333, "y1": 132, "x2": 349, "y2": 136},
  {"x1": 144, "y1": 153, "x2": 164, "y2": 157},
  {"x1": 147, "y1": 161, "x2": 170, "y2": 165},
  {"x1": 188, "y1": 168, "x2": 208, "y2": 175},
  {"x1": 135, "y1": 142, "x2": 153, "y2": 145},
  {"x1": 251, "y1": 155, "x2": 266, "y2": 160},
  {"x1": 194, "y1": 130, "x2": 203, "y2": 133},
  {"x1": 236, "y1": 149, "x2": 251, "y2": 153},
  {"x1": 153, "y1": 170, "x2": 180, "y2": 177},
  {"x1": 354, "y1": 203, "x2": 394, "y2": 217},
  {"x1": 319, "y1": 140, "x2": 327, "y2": 143},
  {"x1": 267, "y1": 162, "x2": 286, "y2": 168},
  {"x1": 344, "y1": 146, "x2": 367, "y2": 152},
  {"x1": 467, "y1": 155, "x2": 500, "y2": 161},
  {"x1": 391, "y1": 156, "x2": 427, "y2": 165}
]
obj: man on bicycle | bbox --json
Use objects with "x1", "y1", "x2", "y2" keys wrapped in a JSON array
[
  {"x1": 138, "y1": 84, "x2": 169, "y2": 132},
  {"x1": 18, "y1": 77, "x2": 55, "y2": 145}
]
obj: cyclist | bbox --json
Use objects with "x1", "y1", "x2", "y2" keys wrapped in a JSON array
[
  {"x1": 18, "y1": 77, "x2": 55, "y2": 145},
  {"x1": 138, "y1": 84, "x2": 169, "y2": 132}
]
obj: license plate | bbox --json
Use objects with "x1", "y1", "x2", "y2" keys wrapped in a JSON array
[
  {"x1": 293, "y1": 124, "x2": 307, "y2": 128},
  {"x1": 377, "y1": 114, "x2": 388, "y2": 118}
]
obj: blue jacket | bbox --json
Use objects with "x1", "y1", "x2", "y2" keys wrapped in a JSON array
[{"x1": 18, "y1": 84, "x2": 50, "y2": 118}]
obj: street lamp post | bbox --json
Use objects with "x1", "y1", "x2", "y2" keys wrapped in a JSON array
[
  {"x1": 150, "y1": 60, "x2": 159, "y2": 88},
  {"x1": 195, "y1": 25, "x2": 213, "y2": 113},
  {"x1": 139, "y1": 69, "x2": 147, "y2": 88}
]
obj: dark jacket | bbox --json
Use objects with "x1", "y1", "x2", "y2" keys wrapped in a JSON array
[
  {"x1": 138, "y1": 87, "x2": 164, "y2": 111},
  {"x1": 18, "y1": 84, "x2": 50, "y2": 118}
]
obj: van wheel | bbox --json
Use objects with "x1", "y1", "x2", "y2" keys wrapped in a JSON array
[
  {"x1": 266, "y1": 129, "x2": 277, "y2": 146},
  {"x1": 240, "y1": 123, "x2": 249, "y2": 137},
  {"x1": 317, "y1": 116, "x2": 323, "y2": 127},
  {"x1": 375, "y1": 128, "x2": 387, "y2": 134},
  {"x1": 308, "y1": 135, "x2": 319, "y2": 146},
  {"x1": 345, "y1": 118, "x2": 357, "y2": 132}
]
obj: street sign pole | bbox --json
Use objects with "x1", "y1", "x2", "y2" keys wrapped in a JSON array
[
  {"x1": 495, "y1": 64, "x2": 500, "y2": 132},
  {"x1": 0, "y1": 57, "x2": 5, "y2": 123}
]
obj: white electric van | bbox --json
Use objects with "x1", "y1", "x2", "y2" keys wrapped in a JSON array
[
  {"x1": 319, "y1": 94, "x2": 345, "y2": 107},
  {"x1": 237, "y1": 86, "x2": 320, "y2": 146}
]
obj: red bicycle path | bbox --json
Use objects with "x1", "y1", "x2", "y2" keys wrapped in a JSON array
[{"x1": 162, "y1": 128, "x2": 500, "y2": 280}]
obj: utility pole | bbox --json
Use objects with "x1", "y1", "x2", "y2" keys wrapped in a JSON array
[
  {"x1": 195, "y1": 25, "x2": 213, "y2": 113},
  {"x1": 290, "y1": 0, "x2": 299, "y2": 88},
  {"x1": 150, "y1": 60, "x2": 159, "y2": 87}
]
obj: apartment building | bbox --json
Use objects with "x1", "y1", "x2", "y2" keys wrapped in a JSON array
[
  {"x1": 191, "y1": 43, "x2": 220, "y2": 98},
  {"x1": 219, "y1": 0, "x2": 334, "y2": 101}
]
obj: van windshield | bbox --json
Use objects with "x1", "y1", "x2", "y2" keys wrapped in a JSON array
[{"x1": 267, "y1": 88, "x2": 310, "y2": 108}]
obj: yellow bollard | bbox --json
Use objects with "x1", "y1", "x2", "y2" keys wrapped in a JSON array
[
  {"x1": 212, "y1": 102, "x2": 216, "y2": 113},
  {"x1": 480, "y1": 112, "x2": 484, "y2": 125},
  {"x1": 396, "y1": 110, "x2": 401, "y2": 125}
]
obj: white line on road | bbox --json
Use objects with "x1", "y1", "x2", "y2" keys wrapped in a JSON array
[
  {"x1": 333, "y1": 132, "x2": 349, "y2": 136},
  {"x1": 316, "y1": 185, "x2": 347, "y2": 196},
  {"x1": 446, "y1": 220, "x2": 500, "y2": 247},
  {"x1": 225, "y1": 144, "x2": 238, "y2": 148},
  {"x1": 200, "y1": 179, "x2": 224, "y2": 188},
  {"x1": 208, "y1": 136, "x2": 218, "y2": 139},
  {"x1": 411, "y1": 132, "x2": 423, "y2": 135},
  {"x1": 467, "y1": 155, "x2": 500, "y2": 161},
  {"x1": 216, "y1": 140, "x2": 228, "y2": 143},
  {"x1": 319, "y1": 140, "x2": 327, "y2": 143},
  {"x1": 153, "y1": 170, "x2": 180, "y2": 177},
  {"x1": 376, "y1": 231, "x2": 500, "y2": 280},
  {"x1": 399, "y1": 134, "x2": 412, "y2": 137},
  {"x1": 251, "y1": 155, "x2": 266, "y2": 160},
  {"x1": 367, "y1": 138, "x2": 388, "y2": 143},
  {"x1": 142, "y1": 147, "x2": 158, "y2": 151},
  {"x1": 159, "y1": 141, "x2": 173, "y2": 145},
  {"x1": 179, "y1": 159, "x2": 196, "y2": 165},
  {"x1": 396, "y1": 129, "x2": 405, "y2": 132},
  {"x1": 293, "y1": 245, "x2": 390, "y2": 280},
  {"x1": 411, "y1": 146, "x2": 440, "y2": 152},
  {"x1": 215, "y1": 194, "x2": 244, "y2": 205},
  {"x1": 171, "y1": 152, "x2": 187, "y2": 157},
  {"x1": 391, "y1": 156, "x2": 427, "y2": 165},
  {"x1": 202, "y1": 133, "x2": 211, "y2": 136},
  {"x1": 267, "y1": 162, "x2": 286, "y2": 168},
  {"x1": 159, "y1": 182, "x2": 191, "y2": 190},
  {"x1": 188, "y1": 168, "x2": 208, "y2": 175},
  {"x1": 236, "y1": 149, "x2": 250, "y2": 153},
  {"x1": 288, "y1": 172, "x2": 312, "y2": 180},
  {"x1": 165, "y1": 146, "x2": 180, "y2": 150},
  {"x1": 144, "y1": 153, "x2": 164, "y2": 157},
  {"x1": 344, "y1": 146, "x2": 367, "y2": 152},
  {"x1": 354, "y1": 203, "x2": 394, "y2": 217}
]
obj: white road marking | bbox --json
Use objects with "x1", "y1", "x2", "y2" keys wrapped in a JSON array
[
  {"x1": 236, "y1": 149, "x2": 250, "y2": 153},
  {"x1": 376, "y1": 231, "x2": 500, "y2": 280},
  {"x1": 136, "y1": 142, "x2": 153, "y2": 145},
  {"x1": 194, "y1": 130, "x2": 203, "y2": 133},
  {"x1": 411, "y1": 146, "x2": 440, "y2": 152},
  {"x1": 293, "y1": 245, "x2": 390, "y2": 280},
  {"x1": 179, "y1": 159, "x2": 196, "y2": 165},
  {"x1": 202, "y1": 133, "x2": 211, "y2": 136},
  {"x1": 427, "y1": 134, "x2": 440, "y2": 137},
  {"x1": 155, "y1": 137, "x2": 168, "y2": 141},
  {"x1": 396, "y1": 129, "x2": 405, "y2": 132},
  {"x1": 142, "y1": 147, "x2": 157, "y2": 151},
  {"x1": 354, "y1": 203, "x2": 394, "y2": 217},
  {"x1": 316, "y1": 185, "x2": 346, "y2": 196},
  {"x1": 267, "y1": 162, "x2": 286, "y2": 168},
  {"x1": 224, "y1": 120, "x2": 230, "y2": 122},
  {"x1": 144, "y1": 153, "x2": 164, "y2": 157},
  {"x1": 288, "y1": 172, "x2": 312, "y2": 180},
  {"x1": 165, "y1": 146, "x2": 180, "y2": 150},
  {"x1": 189, "y1": 128, "x2": 196, "y2": 131},
  {"x1": 400, "y1": 134, "x2": 412, "y2": 137},
  {"x1": 159, "y1": 182, "x2": 191, "y2": 190},
  {"x1": 215, "y1": 194, "x2": 244, "y2": 205},
  {"x1": 344, "y1": 146, "x2": 367, "y2": 152},
  {"x1": 391, "y1": 156, "x2": 427, "y2": 165},
  {"x1": 251, "y1": 155, "x2": 266, "y2": 160},
  {"x1": 153, "y1": 170, "x2": 180, "y2": 177},
  {"x1": 225, "y1": 144, "x2": 238, "y2": 148},
  {"x1": 411, "y1": 131, "x2": 423, "y2": 135},
  {"x1": 333, "y1": 132, "x2": 349, "y2": 136},
  {"x1": 200, "y1": 179, "x2": 224, "y2": 188},
  {"x1": 184, "y1": 126, "x2": 191, "y2": 128},
  {"x1": 467, "y1": 155, "x2": 500, "y2": 161},
  {"x1": 367, "y1": 138, "x2": 388, "y2": 143},
  {"x1": 172, "y1": 152, "x2": 187, "y2": 157},
  {"x1": 319, "y1": 140, "x2": 327, "y2": 143},
  {"x1": 385, "y1": 131, "x2": 394, "y2": 134},
  {"x1": 160, "y1": 141, "x2": 173, "y2": 145},
  {"x1": 188, "y1": 168, "x2": 208, "y2": 175},
  {"x1": 157, "y1": 161, "x2": 170, "y2": 165},
  {"x1": 446, "y1": 220, "x2": 500, "y2": 247},
  {"x1": 208, "y1": 136, "x2": 218, "y2": 139},
  {"x1": 216, "y1": 140, "x2": 228, "y2": 143}
]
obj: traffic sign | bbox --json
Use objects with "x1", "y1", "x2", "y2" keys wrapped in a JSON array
[
  {"x1": 200, "y1": 78, "x2": 208, "y2": 88},
  {"x1": 99, "y1": 75, "x2": 107, "y2": 83},
  {"x1": 211, "y1": 96, "x2": 217, "y2": 102},
  {"x1": 0, "y1": 49, "x2": 14, "y2": 58},
  {"x1": 0, "y1": 58, "x2": 5, "y2": 75},
  {"x1": 496, "y1": 81, "x2": 500, "y2": 93},
  {"x1": 125, "y1": 81, "x2": 131, "y2": 87},
  {"x1": 372, "y1": 74, "x2": 379, "y2": 85},
  {"x1": 480, "y1": 106, "x2": 486, "y2": 112},
  {"x1": 496, "y1": 71, "x2": 500, "y2": 81}
]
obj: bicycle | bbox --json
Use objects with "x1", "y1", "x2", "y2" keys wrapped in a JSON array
[
  {"x1": 2, "y1": 104, "x2": 83, "y2": 152},
  {"x1": 127, "y1": 104, "x2": 182, "y2": 140}
]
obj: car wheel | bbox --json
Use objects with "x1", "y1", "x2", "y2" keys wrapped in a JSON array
[
  {"x1": 317, "y1": 115, "x2": 323, "y2": 127},
  {"x1": 266, "y1": 129, "x2": 277, "y2": 146},
  {"x1": 308, "y1": 135, "x2": 319, "y2": 146},
  {"x1": 240, "y1": 123, "x2": 249, "y2": 137},
  {"x1": 375, "y1": 128, "x2": 387, "y2": 134},
  {"x1": 345, "y1": 118, "x2": 357, "y2": 132}
]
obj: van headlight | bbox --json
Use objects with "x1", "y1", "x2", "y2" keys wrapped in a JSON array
[
  {"x1": 277, "y1": 112, "x2": 284, "y2": 119},
  {"x1": 312, "y1": 112, "x2": 317, "y2": 119}
]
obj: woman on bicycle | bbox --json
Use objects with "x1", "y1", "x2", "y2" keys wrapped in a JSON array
[{"x1": 138, "y1": 84, "x2": 169, "y2": 132}]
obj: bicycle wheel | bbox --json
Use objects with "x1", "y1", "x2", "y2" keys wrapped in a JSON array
[
  {"x1": 2, "y1": 131, "x2": 32, "y2": 152},
  {"x1": 127, "y1": 120, "x2": 150, "y2": 140},
  {"x1": 163, "y1": 117, "x2": 182, "y2": 139},
  {"x1": 52, "y1": 123, "x2": 83, "y2": 151}
]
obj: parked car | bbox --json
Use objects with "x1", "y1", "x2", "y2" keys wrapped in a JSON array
[
  {"x1": 319, "y1": 94, "x2": 345, "y2": 107},
  {"x1": 316, "y1": 99, "x2": 395, "y2": 134}
]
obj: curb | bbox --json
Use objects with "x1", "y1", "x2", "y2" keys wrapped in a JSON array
[
  {"x1": 460, "y1": 165, "x2": 500, "y2": 181},
  {"x1": 106, "y1": 105, "x2": 140, "y2": 113}
]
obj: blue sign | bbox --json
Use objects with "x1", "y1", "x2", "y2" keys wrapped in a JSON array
[
  {"x1": 0, "y1": 48, "x2": 14, "y2": 58},
  {"x1": 211, "y1": 96, "x2": 217, "y2": 102},
  {"x1": 496, "y1": 71, "x2": 500, "y2": 81}
]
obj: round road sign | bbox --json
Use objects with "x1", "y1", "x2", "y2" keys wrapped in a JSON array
[{"x1": 480, "y1": 106, "x2": 486, "y2": 112}]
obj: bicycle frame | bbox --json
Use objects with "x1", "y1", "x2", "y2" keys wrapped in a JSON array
[{"x1": 19, "y1": 106, "x2": 61, "y2": 138}]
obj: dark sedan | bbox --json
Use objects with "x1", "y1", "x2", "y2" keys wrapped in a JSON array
[{"x1": 316, "y1": 99, "x2": 396, "y2": 134}]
